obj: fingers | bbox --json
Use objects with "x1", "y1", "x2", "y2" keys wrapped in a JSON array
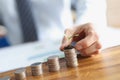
[
  {"x1": 79, "y1": 41, "x2": 101, "y2": 56},
  {"x1": 84, "y1": 41, "x2": 101, "y2": 54},
  {"x1": 75, "y1": 30, "x2": 99, "y2": 50},
  {"x1": 74, "y1": 23, "x2": 101, "y2": 56},
  {"x1": 60, "y1": 36, "x2": 68, "y2": 51},
  {"x1": 60, "y1": 22, "x2": 101, "y2": 57},
  {"x1": 60, "y1": 28, "x2": 74, "y2": 51}
]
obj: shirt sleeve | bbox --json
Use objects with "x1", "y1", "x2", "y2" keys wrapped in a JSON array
[{"x1": 74, "y1": 0, "x2": 107, "y2": 28}]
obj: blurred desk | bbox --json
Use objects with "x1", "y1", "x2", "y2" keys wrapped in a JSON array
[
  {"x1": 0, "y1": 41, "x2": 63, "y2": 72},
  {"x1": 0, "y1": 45, "x2": 120, "y2": 80}
]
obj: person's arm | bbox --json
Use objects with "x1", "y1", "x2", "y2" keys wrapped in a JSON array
[
  {"x1": 60, "y1": 0, "x2": 106, "y2": 56},
  {"x1": 0, "y1": 25, "x2": 7, "y2": 37},
  {"x1": 0, "y1": 0, "x2": 23, "y2": 45},
  {"x1": 60, "y1": 23, "x2": 101, "y2": 56}
]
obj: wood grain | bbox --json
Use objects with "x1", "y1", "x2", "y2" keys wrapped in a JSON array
[{"x1": 0, "y1": 45, "x2": 120, "y2": 80}]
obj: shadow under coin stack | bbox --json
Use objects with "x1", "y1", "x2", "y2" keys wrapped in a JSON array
[
  {"x1": 0, "y1": 76, "x2": 10, "y2": 80},
  {"x1": 31, "y1": 62, "x2": 43, "y2": 76},
  {"x1": 14, "y1": 68, "x2": 26, "y2": 80},
  {"x1": 64, "y1": 48, "x2": 78, "y2": 67},
  {"x1": 47, "y1": 55, "x2": 60, "y2": 72}
]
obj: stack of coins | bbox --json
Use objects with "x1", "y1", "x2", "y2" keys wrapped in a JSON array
[
  {"x1": 0, "y1": 76, "x2": 10, "y2": 80},
  {"x1": 31, "y1": 62, "x2": 43, "y2": 76},
  {"x1": 64, "y1": 48, "x2": 78, "y2": 67},
  {"x1": 14, "y1": 68, "x2": 26, "y2": 80},
  {"x1": 47, "y1": 55, "x2": 60, "y2": 72}
]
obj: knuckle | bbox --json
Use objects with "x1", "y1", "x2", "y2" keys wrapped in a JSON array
[
  {"x1": 89, "y1": 30, "x2": 95, "y2": 35},
  {"x1": 83, "y1": 49, "x2": 91, "y2": 55},
  {"x1": 75, "y1": 45, "x2": 81, "y2": 51},
  {"x1": 95, "y1": 50, "x2": 99, "y2": 54},
  {"x1": 80, "y1": 50, "x2": 86, "y2": 55},
  {"x1": 86, "y1": 23, "x2": 94, "y2": 28},
  {"x1": 90, "y1": 31, "x2": 99, "y2": 41},
  {"x1": 82, "y1": 40, "x2": 89, "y2": 48},
  {"x1": 83, "y1": 50, "x2": 88, "y2": 54},
  {"x1": 96, "y1": 41, "x2": 102, "y2": 49}
]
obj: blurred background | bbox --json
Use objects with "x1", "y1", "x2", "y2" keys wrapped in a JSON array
[
  {"x1": 0, "y1": 0, "x2": 120, "y2": 48},
  {"x1": 107, "y1": 0, "x2": 120, "y2": 28},
  {"x1": 0, "y1": 0, "x2": 120, "y2": 72}
]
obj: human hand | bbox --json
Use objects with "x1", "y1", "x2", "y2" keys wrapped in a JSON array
[
  {"x1": 60, "y1": 23, "x2": 101, "y2": 56},
  {"x1": 0, "y1": 26, "x2": 7, "y2": 37}
]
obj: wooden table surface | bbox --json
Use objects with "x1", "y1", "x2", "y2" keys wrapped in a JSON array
[{"x1": 0, "y1": 45, "x2": 120, "y2": 80}]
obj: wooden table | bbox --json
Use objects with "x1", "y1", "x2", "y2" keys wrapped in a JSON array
[{"x1": 0, "y1": 45, "x2": 120, "y2": 80}]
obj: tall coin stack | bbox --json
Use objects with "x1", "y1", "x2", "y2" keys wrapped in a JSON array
[
  {"x1": 14, "y1": 68, "x2": 26, "y2": 80},
  {"x1": 64, "y1": 48, "x2": 78, "y2": 67},
  {"x1": 47, "y1": 55, "x2": 60, "y2": 72},
  {"x1": 31, "y1": 62, "x2": 43, "y2": 76}
]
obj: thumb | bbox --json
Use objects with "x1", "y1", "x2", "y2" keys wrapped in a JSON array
[
  {"x1": 60, "y1": 28, "x2": 73, "y2": 51},
  {"x1": 60, "y1": 37, "x2": 69, "y2": 51}
]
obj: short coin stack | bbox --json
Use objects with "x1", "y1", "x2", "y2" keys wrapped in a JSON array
[
  {"x1": 31, "y1": 62, "x2": 43, "y2": 76},
  {"x1": 64, "y1": 48, "x2": 78, "y2": 67},
  {"x1": 47, "y1": 55, "x2": 60, "y2": 72},
  {"x1": 14, "y1": 68, "x2": 26, "y2": 80}
]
